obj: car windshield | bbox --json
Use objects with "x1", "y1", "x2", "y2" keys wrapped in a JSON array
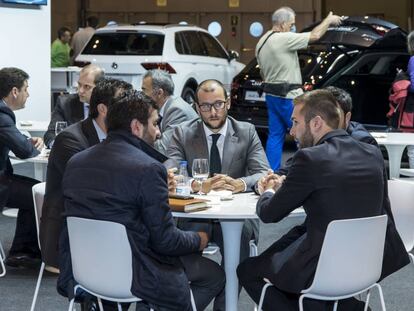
[{"x1": 82, "y1": 32, "x2": 165, "y2": 55}]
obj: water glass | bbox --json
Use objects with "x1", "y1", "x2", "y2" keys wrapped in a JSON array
[
  {"x1": 192, "y1": 159, "x2": 209, "y2": 193},
  {"x1": 55, "y1": 121, "x2": 67, "y2": 136}
]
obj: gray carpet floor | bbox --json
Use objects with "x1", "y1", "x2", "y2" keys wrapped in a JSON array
[{"x1": 0, "y1": 157, "x2": 413, "y2": 311}]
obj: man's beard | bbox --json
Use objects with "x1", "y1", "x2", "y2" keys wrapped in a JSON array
[
  {"x1": 299, "y1": 124, "x2": 314, "y2": 149},
  {"x1": 142, "y1": 127, "x2": 154, "y2": 146},
  {"x1": 202, "y1": 116, "x2": 227, "y2": 131}
]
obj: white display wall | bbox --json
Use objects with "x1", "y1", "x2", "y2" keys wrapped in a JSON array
[{"x1": 0, "y1": 2, "x2": 51, "y2": 122}]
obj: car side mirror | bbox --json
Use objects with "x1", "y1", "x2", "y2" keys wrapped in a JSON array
[{"x1": 228, "y1": 50, "x2": 240, "y2": 61}]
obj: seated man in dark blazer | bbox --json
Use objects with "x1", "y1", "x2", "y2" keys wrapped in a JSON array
[
  {"x1": 59, "y1": 91, "x2": 225, "y2": 311},
  {"x1": 0, "y1": 67, "x2": 44, "y2": 268},
  {"x1": 44, "y1": 64, "x2": 104, "y2": 147},
  {"x1": 237, "y1": 90, "x2": 409, "y2": 311},
  {"x1": 40, "y1": 78, "x2": 132, "y2": 273}
]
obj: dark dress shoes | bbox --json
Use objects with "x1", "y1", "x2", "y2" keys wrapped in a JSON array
[{"x1": 5, "y1": 253, "x2": 41, "y2": 269}]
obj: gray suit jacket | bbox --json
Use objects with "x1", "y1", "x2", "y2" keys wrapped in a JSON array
[
  {"x1": 167, "y1": 116, "x2": 270, "y2": 190},
  {"x1": 155, "y1": 97, "x2": 198, "y2": 155}
]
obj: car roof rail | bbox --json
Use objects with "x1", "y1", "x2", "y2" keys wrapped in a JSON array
[{"x1": 130, "y1": 21, "x2": 196, "y2": 27}]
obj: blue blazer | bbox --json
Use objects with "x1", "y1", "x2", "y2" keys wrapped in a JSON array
[
  {"x1": 0, "y1": 99, "x2": 39, "y2": 206},
  {"x1": 58, "y1": 130, "x2": 200, "y2": 310}
]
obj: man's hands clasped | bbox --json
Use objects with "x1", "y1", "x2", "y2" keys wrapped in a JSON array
[{"x1": 191, "y1": 174, "x2": 245, "y2": 194}]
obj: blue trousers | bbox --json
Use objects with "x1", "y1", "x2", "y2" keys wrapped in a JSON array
[{"x1": 265, "y1": 94, "x2": 294, "y2": 171}]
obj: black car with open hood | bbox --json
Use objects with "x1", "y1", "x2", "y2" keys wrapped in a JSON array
[{"x1": 230, "y1": 16, "x2": 409, "y2": 138}]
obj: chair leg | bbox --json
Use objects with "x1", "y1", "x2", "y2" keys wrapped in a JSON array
[
  {"x1": 364, "y1": 289, "x2": 372, "y2": 311},
  {"x1": 298, "y1": 295, "x2": 305, "y2": 311},
  {"x1": 333, "y1": 300, "x2": 338, "y2": 311},
  {"x1": 258, "y1": 283, "x2": 273, "y2": 311},
  {"x1": 117, "y1": 302, "x2": 122, "y2": 311},
  {"x1": 0, "y1": 252, "x2": 5, "y2": 277},
  {"x1": 68, "y1": 298, "x2": 75, "y2": 311},
  {"x1": 97, "y1": 298, "x2": 104, "y2": 311},
  {"x1": 375, "y1": 284, "x2": 387, "y2": 311},
  {"x1": 249, "y1": 240, "x2": 258, "y2": 257},
  {"x1": 190, "y1": 289, "x2": 197, "y2": 311},
  {"x1": 30, "y1": 262, "x2": 45, "y2": 311}
]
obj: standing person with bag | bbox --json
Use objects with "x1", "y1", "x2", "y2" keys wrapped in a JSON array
[{"x1": 256, "y1": 6, "x2": 342, "y2": 170}]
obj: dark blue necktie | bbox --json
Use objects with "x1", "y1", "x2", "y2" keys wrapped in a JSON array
[{"x1": 209, "y1": 134, "x2": 221, "y2": 176}]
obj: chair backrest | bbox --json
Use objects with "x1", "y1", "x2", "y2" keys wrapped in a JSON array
[
  {"x1": 388, "y1": 179, "x2": 414, "y2": 252},
  {"x1": 303, "y1": 215, "x2": 388, "y2": 297},
  {"x1": 67, "y1": 217, "x2": 134, "y2": 299},
  {"x1": 32, "y1": 182, "x2": 46, "y2": 249}
]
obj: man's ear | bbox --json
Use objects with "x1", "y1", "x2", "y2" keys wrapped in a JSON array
[
  {"x1": 345, "y1": 111, "x2": 352, "y2": 127},
  {"x1": 97, "y1": 103, "x2": 107, "y2": 117},
  {"x1": 311, "y1": 115, "x2": 324, "y2": 131},
  {"x1": 130, "y1": 119, "x2": 144, "y2": 138},
  {"x1": 11, "y1": 87, "x2": 18, "y2": 99}
]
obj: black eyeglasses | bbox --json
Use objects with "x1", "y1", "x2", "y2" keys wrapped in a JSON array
[{"x1": 197, "y1": 100, "x2": 227, "y2": 112}]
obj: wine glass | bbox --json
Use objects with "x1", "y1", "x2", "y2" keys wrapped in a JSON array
[
  {"x1": 192, "y1": 158, "x2": 209, "y2": 194},
  {"x1": 55, "y1": 121, "x2": 67, "y2": 136}
]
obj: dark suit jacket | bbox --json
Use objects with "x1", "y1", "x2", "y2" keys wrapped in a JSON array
[
  {"x1": 256, "y1": 130, "x2": 408, "y2": 294},
  {"x1": 44, "y1": 94, "x2": 85, "y2": 147},
  {"x1": 0, "y1": 100, "x2": 39, "y2": 207},
  {"x1": 58, "y1": 130, "x2": 200, "y2": 311},
  {"x1": 40, "y1": 118, "x2": 99, "y2": 267}
]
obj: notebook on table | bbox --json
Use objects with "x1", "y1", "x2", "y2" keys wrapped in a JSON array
[{"x1": 168, "y1": 197, "x2": 210, "y2": 213}]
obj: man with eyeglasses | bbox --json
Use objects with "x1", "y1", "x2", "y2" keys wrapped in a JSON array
[
  {"x1": 167, "y1": 79, "x2": 270, "y2": 310},
  {"x1": 44, "y1": 64, "x2": 104, "y2": 148}
]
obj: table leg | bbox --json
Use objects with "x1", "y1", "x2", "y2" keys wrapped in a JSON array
[
  {"x1": 220, "y1": 220, "x2": 244, "y2": 311},
  {"x1": 34, "y1": 162, "x2": 46, "y2": 181},
  {"x1": 384, "y1": 145, "x2": 406, "y2": 179}
]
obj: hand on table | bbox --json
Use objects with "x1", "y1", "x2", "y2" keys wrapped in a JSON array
[
  {"x1": 258, "y1": 173, "x2": 286, "y2": 194},
  {"x1": 31, "y1": 137, "x2": 44, "y2": 151},
  {"x1": 167, "y1": 168, "x2": 177, "y2": 193}
]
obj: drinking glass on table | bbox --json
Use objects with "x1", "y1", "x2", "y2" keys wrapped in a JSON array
[
  {"x1": 192, "y1": 158, "x2": 209, "y2": 194},
  {"x1": 55, "y1": 121, "x2": 67, "y2": 136}
]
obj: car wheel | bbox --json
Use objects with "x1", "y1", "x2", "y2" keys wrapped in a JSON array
[{"x1": 181, "y1": 86, "x2": 196, "y2": 105}]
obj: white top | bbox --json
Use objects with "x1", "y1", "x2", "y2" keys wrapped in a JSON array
[
  {"x1": 172, "y1": 192, "x2": 305, "y2": 219},
  {"x1": 371, "y1": 132, "x2": 414, "y2": 145}
]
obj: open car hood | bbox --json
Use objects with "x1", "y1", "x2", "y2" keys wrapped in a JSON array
[{"x1": 303, "y1": 16, "x2": 407, "y2": 50}]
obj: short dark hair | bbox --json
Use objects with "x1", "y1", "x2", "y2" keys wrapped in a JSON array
[
  {"x1": 86, "y1": 16, "x2": 99, "y2": 29},
  {"x1": 89, "y1": 78, "x2": 132, "y2": 119},
  {"x1": 57, "y1": 27, "x2": 71, "y2": 39},
  {"x1": 0, "y1": 67, "x2": 29, "y2": 99},
  {"x1": 294, "y1": 89, "x2": 341, "y2": 129},
  {"x1": 325, "y1": 86, "x2": 353, "y2": 114},
  {"x1": 195, "y1": 79, "x2": 228, "y2": 103},
  {"x1": 106, "y1": 90, "x2": 158, "y2": 132}
]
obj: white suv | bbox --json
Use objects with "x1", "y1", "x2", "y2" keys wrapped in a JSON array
[{"x1": 75, "y1": 23, "x2": 245, "y2": 103}]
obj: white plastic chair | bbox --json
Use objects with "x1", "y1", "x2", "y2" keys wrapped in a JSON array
[
  {"x1": 30, "y1": 182, "x2": 46, "y2": 311},
  {"x1": 66, "y1": 217, "x2": 197, "y2": 311},
  {"x1": 258, "y1": 215, "x2": 388, "y2": 311},
  {"x1": 388, "y1": 179, "x2": 414, "y2": 262}
]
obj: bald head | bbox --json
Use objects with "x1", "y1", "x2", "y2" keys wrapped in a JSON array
[
  {"x1": 195, "y1": 79, "x2": 227, "y2": 103},
  {"x1": 78, "y1": 64, "x2": 105, "y2": 103}
]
